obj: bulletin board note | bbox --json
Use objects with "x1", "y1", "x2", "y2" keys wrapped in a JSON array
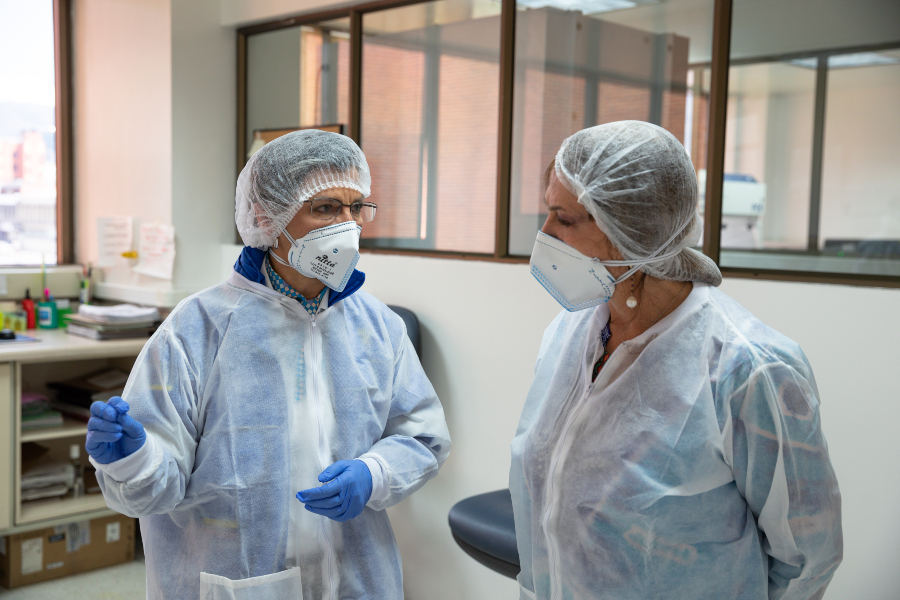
[
  {"x1": 97, "y1": 217, "x2": 133, "y2": 268},
  {"x1": 133, "y1": 223, "x2": 176, "y2": 280}
]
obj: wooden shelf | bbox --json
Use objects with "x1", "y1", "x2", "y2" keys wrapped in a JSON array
[
  {"x1": 21, "y1": 418, "x2": 88, "y2": 443},
  {"x1": 18, "y1": 493, "x2": 109, "y2": 525}
]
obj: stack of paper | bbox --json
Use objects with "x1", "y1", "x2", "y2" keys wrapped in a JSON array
[
  {"x1": 78, "y1": 304, "x2": 160, "y2": 323},
  {"x1": 21, "y1": 463, "x2": 74, "y2": 501},
  {"x1": 21, "y1": 392, "x2": 63, "y2": 431},
  {"x1": 21, "y1": 443, "x2": 74, "y2": 501},
  {"x1": 65, "y1": 304, "x2": 161, "y2": 341}
]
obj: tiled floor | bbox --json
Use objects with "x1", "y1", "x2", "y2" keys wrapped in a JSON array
[
  {"x1": 0, "y1": 559, "x2": 147, "y2": 599},
  {"x1": 0, "y1": 532, "x2": 146, "y2": 599}
]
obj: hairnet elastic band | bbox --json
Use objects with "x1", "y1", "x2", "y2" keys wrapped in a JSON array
[{"x1": 599, "y1": 214, "x2": 694, "y2": 268}]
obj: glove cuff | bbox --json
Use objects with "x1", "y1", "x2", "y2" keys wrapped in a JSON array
[
  {"x1": 90, "y1": 433, "x2": 159, "y2": 483},
  {"x1": 358, "y1": 455, "x2": 389, "y2": 506}
]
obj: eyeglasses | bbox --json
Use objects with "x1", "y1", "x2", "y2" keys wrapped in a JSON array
[{"x1": 307, "y1": 197, "x2": 377, "y2": 223}]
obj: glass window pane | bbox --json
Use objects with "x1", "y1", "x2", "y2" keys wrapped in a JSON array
[
  {"x1": 819, "y1": 50, "x2": 900, "y2": 273},
  {"x1": 245, "y1": 18, "x2": 350, "y2": 158},
  {"x1": 360, "y1": 0, "x2": 501, "y2": 253},
  {"x1": 719, "y1": 61, "x2": 816, "y2": 252},
  {"x1": 721, "y1": 0, "x2": 900, "y2": 277},
  {"x1": 508, "y1": 0, "x2": 716, "y2": 256},
  {"x1": 0, "y1": 1, "x2": 57, "y2": 266}
]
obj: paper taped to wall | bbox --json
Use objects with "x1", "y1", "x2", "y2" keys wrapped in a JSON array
[
  {"x1": 97, "y1": 217, "x2": 134, "y2": 268},
  {"x1": 133, "y1": 223, "x2": 176, "y2": 280}
]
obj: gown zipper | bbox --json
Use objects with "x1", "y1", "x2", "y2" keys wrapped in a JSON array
[
  {"x1": 306, "y1": 309, "x2": 338, "y2": 600},
  {"x1": 541, "y1": 327, "x2": 604, "y2": 600}
]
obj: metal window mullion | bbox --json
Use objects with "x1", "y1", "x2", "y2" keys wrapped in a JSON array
[
  {"x1": 421, "y1": 24, "x2": 441, "y2": 249},
  {"x1": 807, "y1": 56, "x2": 829, "y2": 252},
  {"x1": 53, "y1": 0, "x2": 74, "y2": 265},
  {"x1": 583, "y1": 19, "x2": 600, "y2": 129},
  {"x1": 494, "y1": 0, "x2": 517, "y2": 258},
  {"x1": 349, "y1": 10, "x2": 363, "y2": 145},
  {"x1": 702, "y1": 0, "x2": 734, "y2": 265}
]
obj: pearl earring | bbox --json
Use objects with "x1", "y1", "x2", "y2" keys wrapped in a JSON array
[{"x1": 626, "y1": 274, "x2": 637, "y2": 308}]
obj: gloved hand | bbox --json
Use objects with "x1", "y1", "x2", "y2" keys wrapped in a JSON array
[
  {"x1": 85, "y1": 396, "x2": 147, "y2": 464},
  {"x1": 296, "y1": 460, "x2": 373, "y2": 522}
]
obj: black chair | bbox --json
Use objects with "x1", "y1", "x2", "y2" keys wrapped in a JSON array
[
  {"x1": 387, "y1": 305, "x2": 421, "y2": 358},
  {"x1": 448, "y1": 489, "x2": 520, "y2": 579}
]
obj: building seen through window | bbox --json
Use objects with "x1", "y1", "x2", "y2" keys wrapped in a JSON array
[
  {"x1": 245, "y1": 19, "x2": 351, "y2": 157},
  {"x1": 360, "y1": 0, "x2": 502, "y2": 253},
  {"x1": 507, "y1": 0, "x2": 716, "y2": 255},
  {"x1": 0, "y1": 1, "x2": 58, "y2": 266}
]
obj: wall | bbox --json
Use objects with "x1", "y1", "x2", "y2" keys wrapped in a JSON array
[
  {"x1": 73, "y1": 0, "x2": 173, "y2": 290},
  {"x1": 246, "y1": 27, "x2": 302, "y2": 151},
  {"x1": 170, "y1": 0, "x2": 238, "y2": 293},
  {"x1": 221, "y1": 0, "x2": 346, "y2": 26},
  {"x1": 73, "y1": 0, "x2": 237, "y2": 301},
  {"x1": 820, "y1": 61, "x2": 900, "y2": 241},
  {"x1": 219, "y1": 247, "x2": 900, "y2": 599}
]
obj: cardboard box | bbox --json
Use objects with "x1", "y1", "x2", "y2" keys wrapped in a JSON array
[{"x1": 0, "y1": 514, "x2": 135, "y2": 589}]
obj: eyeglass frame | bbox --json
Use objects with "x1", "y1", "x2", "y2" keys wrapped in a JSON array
[{"x1": 304, "y1": 196, "x2": 378, "y2": 223}]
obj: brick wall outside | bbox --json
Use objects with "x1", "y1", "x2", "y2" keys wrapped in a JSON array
[{"x1": 297, "y1": 28, "x2": 698, "y2": 253}]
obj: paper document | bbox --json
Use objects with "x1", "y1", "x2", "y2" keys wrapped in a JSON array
[
  {"x1": 97, "y1": 217, "x2": 134, "y2": 268},
  {"x1": 133, "y1": 223, "x2": 176, "y2": 280},
  {"x1": 78, "y1": 303, "x2": 160, "y2": 322}
]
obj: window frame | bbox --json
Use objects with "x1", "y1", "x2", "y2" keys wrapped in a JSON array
[
  {"x1": 0, "y1": 0, "x2": 74, "y2": 267},
  {"x1": 54, "y1": 0, "x2": 74, "y2": 265},
  {"x1": 236, "y1": 0, "x2": 900, "y2": 288}
]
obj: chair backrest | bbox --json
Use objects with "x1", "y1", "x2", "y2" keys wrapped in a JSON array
[{"x1": 387, "y1": 305, "x2": 421, "y2": 358}]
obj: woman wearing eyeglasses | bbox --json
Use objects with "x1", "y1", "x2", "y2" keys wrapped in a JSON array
[{"x1": 85, "y1": 130, "x2": 451, "y2": 600}]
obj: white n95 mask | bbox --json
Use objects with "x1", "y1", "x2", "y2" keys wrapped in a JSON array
[
  {"x1": 269, "y1": 220, "x2": 361, "y2": 292},
  {"x1": 530, "y1": 231, "x2": 622, "y2": 311},
  {"x1": 530, "y1": 218, "x2": 691, "y2": 311}
]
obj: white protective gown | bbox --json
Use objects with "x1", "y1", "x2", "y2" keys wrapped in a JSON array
[
  {"x1": 510, "y1": 284, "x2": 842, "y2": 600},
  {"x1": 94, "y1": 269, "x2": 450, "y2": 600}
]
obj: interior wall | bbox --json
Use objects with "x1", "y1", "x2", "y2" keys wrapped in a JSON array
[
  {"x1": 221, "y1": 0, "x2": 345, "y2": 26},
  {"x1": 820, "y1": 62, "x2": 900, "y2": 242},
  {"x1": 246, "y1": 28, "x2": 302, "y2": 152},
  {"x1": 217, "y1": 247, "x2": 900, "y2": 600},
  {"x1": 170, "y1": 0, "x2": 238, "y2": 292},
  {"x1": 72, "y1": 0, "x2": 173, "y2": 288}
]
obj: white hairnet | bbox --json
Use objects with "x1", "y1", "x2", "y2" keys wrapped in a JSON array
[
  {"x1": 235, "y1": 129, "x2": 371, "y2": 248},
  {"x1": 555, "y1": 121, "x2": 722, "y2": 285}
]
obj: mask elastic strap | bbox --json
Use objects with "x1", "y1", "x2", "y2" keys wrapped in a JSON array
[
  {"x1": 281, "y1": 228, "x2": 298, "y2": 246},
  {"x1": 268, "y1": 249, "x2": 291, "y2": 268}
]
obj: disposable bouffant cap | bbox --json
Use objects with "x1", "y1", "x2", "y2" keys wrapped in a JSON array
[
  {"x1": 235, "y1": 129, "x2": 371, "y2": 249},
  {"x1": 555, "y1": 120, "x2": 721, "y2": 285}
]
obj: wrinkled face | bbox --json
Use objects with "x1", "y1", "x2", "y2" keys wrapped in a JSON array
[
  {"x1": 279, "y1": 186, "x2": 365, "y2": 246},
  {"x1": 541, "y1": 170, "x2": 620, "y2": 262}
]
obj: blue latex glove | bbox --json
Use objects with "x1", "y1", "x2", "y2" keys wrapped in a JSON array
[
  {"x1": 85, "y1": 396, "x2": 147, "y2": 464},
  {"x1": 296, "y1": 460, "x2": 373, "y2": 522}
]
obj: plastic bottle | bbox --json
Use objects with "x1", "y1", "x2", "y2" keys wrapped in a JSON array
[
  {"x1": 70, "y1": 444, "x2": 84, "y2": 498},
  {"x1": 21, "y1": 289, "x2": 36, "y2": 330},
  {"x1": 38, "y1": 288, "x2": 59, "y2": 329},
  {"x1": 56, "y1": 298, "x2": 72, "y2": 322}
]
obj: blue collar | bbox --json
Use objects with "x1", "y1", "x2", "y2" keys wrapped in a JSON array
[{"x1": 233, "y1": 246, "x2": 365, "y2": 305}]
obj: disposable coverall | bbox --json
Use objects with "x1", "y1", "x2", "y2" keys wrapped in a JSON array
[
  {"x1": 510, "y1": 283, "x2": 842, "y2": 600},
  {"x1": 93, "y1": 248, "x2": 451, "y2": 600}
]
